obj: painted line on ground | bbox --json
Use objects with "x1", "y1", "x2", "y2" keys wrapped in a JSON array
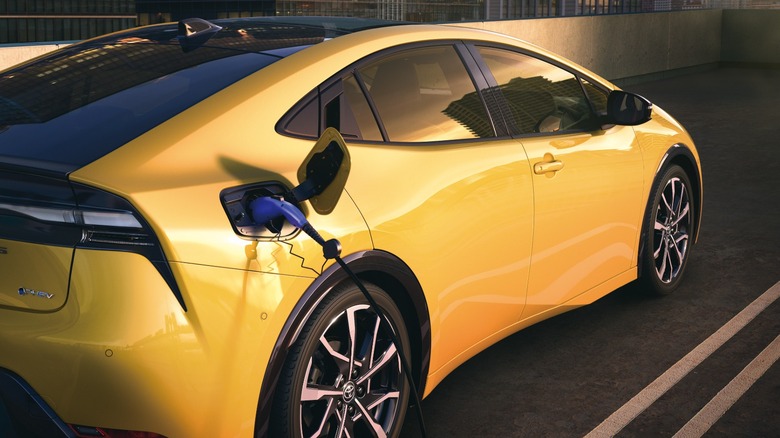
[
  {"x1": 673, "y1": 332, "x2": 780, "y2": 438},
  {"x1": 584, "y1": 280, "x2": 780, "y2": 438}
]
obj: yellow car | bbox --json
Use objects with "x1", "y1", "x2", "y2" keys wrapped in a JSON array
[{"x1": 0, "y1": 17, "x2": 701, "y2": 437}]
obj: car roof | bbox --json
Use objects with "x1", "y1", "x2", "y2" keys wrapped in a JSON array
[
  {"x1": 89, "y1": 16, "x2": 406, "y2": 54},
  {"x1": 0, "y1": 17, "x2": 405, "y2": 176}
]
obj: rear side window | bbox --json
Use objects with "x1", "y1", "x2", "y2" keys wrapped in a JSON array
[
  {"x1": 477, "y1": 47, "x2": 596, "y2": 135},
  {"x1": 342, "y1": 75, "x2": 382, "y2": 141},
  {"x1": 280, "y1": 74, "x2": 383, "y2": 141},
  {"x1": 358, "y1": 45, "x2": 494, "y2": 142}
]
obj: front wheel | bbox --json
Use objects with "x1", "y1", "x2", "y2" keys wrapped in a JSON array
[
  {"x1": 640, "y1": 164, "x2": 695, "y2": 295},
  {"x1": 271, "y1": 281, "x2": 410, "y2": 437}
]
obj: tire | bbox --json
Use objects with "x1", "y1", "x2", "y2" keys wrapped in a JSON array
[
  {"x1": 270, "y1": 281, "x2": 410, "y2": 437},
  {"x1": 640, "y1": 164, "x2": 695, "y2": 295}
]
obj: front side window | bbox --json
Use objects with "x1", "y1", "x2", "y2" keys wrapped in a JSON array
[
  {"x1": 358, "y1": 45, "x2": 494, "y2": 143},
  {"x1": 477, "y1": 47, "x2": 596, "y2": 136},
  {"x1": 581, "y1": 78, "x2": 609, "y2": 115}
]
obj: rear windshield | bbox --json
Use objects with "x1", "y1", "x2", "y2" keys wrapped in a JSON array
[{"x1": 0, "y1": 20, "x2": 327, "y2": 174}]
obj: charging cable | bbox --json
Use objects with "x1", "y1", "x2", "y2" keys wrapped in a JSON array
[{"x1": 250, "y1": 196, "x2": 427, "y2": 437}]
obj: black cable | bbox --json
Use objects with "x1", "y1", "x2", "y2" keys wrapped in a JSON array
[
  {"x1": 333, "y1": 255, "x2": 428, "y2": 438},
  {"x1": 305, "y1": 233, "x2": 427, "y2": 435}
]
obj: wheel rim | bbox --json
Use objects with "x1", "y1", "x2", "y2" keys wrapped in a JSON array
[
  {"x1": 652, "y1": 176, "x2": 691, "y2": 284},
  {"x1": 298, "y1": 303, "x2": 403, "y2": 437}
]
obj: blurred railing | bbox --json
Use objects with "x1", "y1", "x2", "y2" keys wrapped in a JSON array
[
  {"x1": 481, "y1": 0, "x2": 780, "y2": 19},
  {"x1": 708, "y1": 0, "x2": 780, "y2": 7},
  {"x1": 2, "y1": 0, "x2": 779, "y2": 45},
  {"x1": 63, "y1": 0, "x2": 780, "y2": 28}
]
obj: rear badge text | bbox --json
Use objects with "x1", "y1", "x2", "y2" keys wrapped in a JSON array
[{"x1": 18, "y1": 288, "x2": 55, "y2": 299}]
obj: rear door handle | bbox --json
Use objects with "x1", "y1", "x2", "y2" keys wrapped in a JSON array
[{"x1": 533, "y1": 160, "x2": 564, "y2": 175}]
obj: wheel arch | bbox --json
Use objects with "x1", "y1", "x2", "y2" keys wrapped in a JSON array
[
  {"x1": 637, "y1": 143, "x2": 703, "y2": 279},
  {"x1": 254, "y1": 249, "x2": 431, "y2": 436}
]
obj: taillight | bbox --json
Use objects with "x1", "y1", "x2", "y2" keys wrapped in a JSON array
[
  {"x1": 70, "y1": 183, "x2": 159, "y2": 253},
  {"x1": 0, "y1": 173, "x2": 186, "y2": 310},
  {"x1": 72, "y1": 183, "x2": 187, "y2": 311},
  {"x1": 0, "y1": 203, "x2": 143, "y2": 229}
]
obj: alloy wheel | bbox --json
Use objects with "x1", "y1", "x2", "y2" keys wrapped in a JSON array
[
  {"x1": 652, "y1": 176, "x2": 691, "y2": 284},
  {"x1": 298, "y1": 303, "x2": 404, "y2": 437}
]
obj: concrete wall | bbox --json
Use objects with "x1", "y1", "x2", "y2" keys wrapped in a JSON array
[
  {"x1": 452, "y1": 10, "x2": 723, "y2": 82},
  {"x1": 0, "y1": 10, "x2": 778, "y2": 80},
  {"x1": 721, "y1": 9, "x2": 780, "y2": 64}
]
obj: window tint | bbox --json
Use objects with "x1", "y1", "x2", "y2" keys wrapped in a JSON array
[
  {"x1": 282, "y1": 89, "x2": 319, "y2": 138},
  {"x1": 281, "y1": 74, "x2": 382, "y2": 141},
  {"x1": 478, "y1": 47, "x2": 595, "y2": 135},
  {"x1": 358, "y1": 45, "x2": 494, "y2": 142},
  {"x1": 343, "y1": 75, "x2": 382, "y2": 141},
  {"x1": 582, "y1": 79, "x2": 609, "y2": 115},
  {"x1": 321, "y1": 76, "x2": 384, "y2": 141}
]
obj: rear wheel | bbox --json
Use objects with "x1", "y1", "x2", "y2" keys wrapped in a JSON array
[
  {"x1": 271, "y1": 281, "x2": 410, "y2": 437},
  {"x1": 640, "y1": 164, "x2": 694, "y2": 295}
]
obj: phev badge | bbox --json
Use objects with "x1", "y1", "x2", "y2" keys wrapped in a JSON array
[{"x1": 18, "y1": 288, "x2": 55, "y2": 299}]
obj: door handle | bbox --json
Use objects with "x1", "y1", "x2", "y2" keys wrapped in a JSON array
[{"x1": 533, "y1": 160, "x2": 564, "y2": 175}]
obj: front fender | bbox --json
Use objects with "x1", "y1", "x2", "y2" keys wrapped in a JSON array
[
  {"x1": 637, "y1": 143, "x2": 703, "y2": 278},
  {"x1": 254, "y1": 249, "x2": 430, "y2": 436}
]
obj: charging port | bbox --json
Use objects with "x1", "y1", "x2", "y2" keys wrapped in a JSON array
[{"x1": 219, "y1": 182, "x2": 301, "y2": 239}]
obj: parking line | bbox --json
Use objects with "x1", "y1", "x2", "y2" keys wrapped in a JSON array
[
  {"x1": 585, "y1": 281, "x2": 780, "y2": 438},
  {"x1": 673, "y1": 333, "x2": 780, "y2": 437}
]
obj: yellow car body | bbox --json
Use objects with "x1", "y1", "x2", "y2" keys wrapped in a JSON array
[{"x1": 0, "y1": 18, "x2": 701, "y2": 437}]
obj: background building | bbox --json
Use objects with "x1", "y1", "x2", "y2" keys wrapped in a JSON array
[
  {"x1": 136, "y1": 1, "x2": 273, "y2": 25},
  {"x1": 1, "y1": 0, "x2": 777, "y2": 44},
  {"x1": 0, "y1": 1, "x2": 135, "y2": 43},
  {"x1": 136, "y1": 0, "x2": 484, "y2": 24}
]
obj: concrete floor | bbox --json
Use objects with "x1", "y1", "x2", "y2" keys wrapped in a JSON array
[{"x1": 401, "y1": 66, "x2": 780, "y2": 437}]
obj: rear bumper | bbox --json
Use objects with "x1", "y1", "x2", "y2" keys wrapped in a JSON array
[{"x1": 0, "y1": 368, "x2": 73, "y2": 438}]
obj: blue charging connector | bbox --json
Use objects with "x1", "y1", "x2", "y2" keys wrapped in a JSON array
[
  {"x1": 249, "y1": 196, "x2": 341, "y2": 259},
  {"x1": 250, "y1": 196, "x2": 308, "y2": 229}
]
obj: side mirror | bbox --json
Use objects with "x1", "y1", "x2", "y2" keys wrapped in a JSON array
[
  {"x1": 291, "y1": 127, "x2": 351, "y2": 215},
  {"x1": 604, "y1": 91, "x2": 653, "y2": 127}
]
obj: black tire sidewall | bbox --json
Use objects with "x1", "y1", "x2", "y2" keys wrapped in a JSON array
[{"x1": 640, "y1": 164, "x2": 694, "y2": 295}]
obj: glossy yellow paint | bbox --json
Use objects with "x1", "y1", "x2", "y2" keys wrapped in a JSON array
[
  {"x1": 1, "y1": 22, "x2": 701, "y2": 436},
  {"x1": 344, "y1": 139, "x2": 534, "y2": 377},
  {"x1": 0, "y1": 239, "x2": 71, "y2": 311},
  {"x1": 521, "y1": 127, "x2": 644, "y2": 316},
  {"x1": 69, "y1": 70, "x2": 372, "y2": 275},
  {"x1": 425, "y1": 266, "x2": 638, "y2": 391},
  {"x1": 0, "y1": 248, "x2": 320, "y2": 436}
]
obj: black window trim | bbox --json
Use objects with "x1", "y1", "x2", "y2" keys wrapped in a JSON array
[
  {"x1": 344, "y1": 68, "x2": 386, "y2": 142},
  {"x1": 276, "y1": 39, "x2": 511, "y2": 146}
]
